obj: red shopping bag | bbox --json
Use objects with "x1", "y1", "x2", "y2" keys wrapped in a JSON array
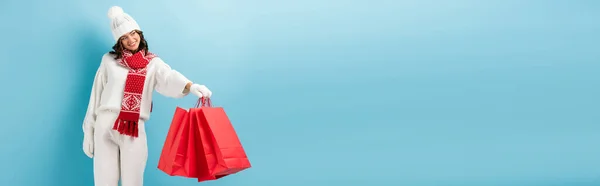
[
  {"x1": 190, "y1": 98, "x2": 252, "y2": 182},
  {"x1": 158, "y1": 107, "x2": 198, "y2": 177}
]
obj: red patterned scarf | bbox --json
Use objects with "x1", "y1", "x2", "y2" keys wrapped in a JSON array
[{"x1": 112, "y1": 49, "x2": 156, "y2": 137}]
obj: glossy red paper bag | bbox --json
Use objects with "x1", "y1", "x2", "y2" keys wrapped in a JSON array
[
  {"x1": 191, "y1": 98, "x2": 251, "y2": 182},
  {"x1": 158, "y1": 107, "x2": 198, "y2": 177},
  {"x1": 158, "y1": 107, "x2": 187, "y2": 174}
]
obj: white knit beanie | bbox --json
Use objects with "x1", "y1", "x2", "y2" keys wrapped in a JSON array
[{"x1": 107, "y1": 6, "x2": 141, "y2": 41}]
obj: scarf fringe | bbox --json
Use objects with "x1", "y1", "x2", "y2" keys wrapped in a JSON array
[
  {"x1": 113, "y1": 112, "x2": 140, "y2": 137},
  {"x1": 113, "y1": 119, "x2": 139, "y2": 137}
]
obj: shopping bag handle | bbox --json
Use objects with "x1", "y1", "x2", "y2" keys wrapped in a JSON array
[{"x1": 195, "y1": 97, "x2": 212, "y2": 108}]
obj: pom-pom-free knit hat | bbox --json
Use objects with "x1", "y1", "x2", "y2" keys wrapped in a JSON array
[{"x1": 107, "y1": 6, "x2": 141, "y2": 41}]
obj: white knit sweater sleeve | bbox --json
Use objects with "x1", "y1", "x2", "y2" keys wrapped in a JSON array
[
  {"x1": 153, "y1": 57, "x2": 191, "y2": 98},
  {"x1": 82, "y1": 59, "x2": 107, "y2": 134}
]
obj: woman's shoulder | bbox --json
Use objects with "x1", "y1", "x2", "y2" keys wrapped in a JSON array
[
  {"x1": 149, "y1": 55, "x2": 165, "y2": 65},
  {"x1": 94, "y1": 52, "x2": 118, "y2": 70},
  {"x1": 100, "y1": 52, "x2": 117, "y2": 62}
]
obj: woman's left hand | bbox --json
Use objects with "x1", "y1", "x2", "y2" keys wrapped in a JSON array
[{"x1": 190, "y1": 84, "x2": 212, "y2": 98}]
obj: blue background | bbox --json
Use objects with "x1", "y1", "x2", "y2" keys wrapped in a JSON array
[{"x1": 1, "y1": 0, "x2": 599, "y2": 185}]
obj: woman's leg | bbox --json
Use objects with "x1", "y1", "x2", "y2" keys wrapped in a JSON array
[
  {"x1": 119, "y1": 120, "x2": 149, "y2": 186},
  {"x1": 93, "y1": 112, "x2": 121, "y2": 186}
]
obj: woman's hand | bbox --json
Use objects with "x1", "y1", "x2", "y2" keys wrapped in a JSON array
[
  {"x1": 188, "y1": 83, "x2": 212, "y2": 98},
  {"x1": 83, "y1": 129, "x2": 94, "y2": 158}
]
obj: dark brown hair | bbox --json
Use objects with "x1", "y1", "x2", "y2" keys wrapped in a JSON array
[{"x1": 109, "y1": 30, "x2": 149, "y2": 59}]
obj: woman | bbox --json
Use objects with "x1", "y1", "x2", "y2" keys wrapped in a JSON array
[{"x1": 81, "y1": 6, "x2": 212, "y2": 186}]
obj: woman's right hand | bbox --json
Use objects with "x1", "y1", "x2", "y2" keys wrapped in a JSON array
[{"x1": 83, "y1": 130, "x2": 94, "y2": 158}]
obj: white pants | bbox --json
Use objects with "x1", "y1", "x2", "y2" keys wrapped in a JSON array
[{"x1": 94, "y1": 110, "x2": 148, "y2": 186}]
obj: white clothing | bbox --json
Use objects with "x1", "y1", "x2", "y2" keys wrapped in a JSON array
[
  {"x1": 94, "y1": 110, "x2": 148, "y2": 186},
  {"x1": 107, "y1": 6, "x2": 141, "y2": 41},
  {"x1": 82, "y1": 52, "x2": 191, "y2": 186},
  {"x1": 189, "y1": 84, "x2": 213, "y2": 98},
  {"x1": 82, "y1": 53, "x2": 191, "y2": 133}
]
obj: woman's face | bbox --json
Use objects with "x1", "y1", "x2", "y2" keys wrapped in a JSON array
[{"x1": 120, "y1": 30, "x2": 141, "y2": 51}]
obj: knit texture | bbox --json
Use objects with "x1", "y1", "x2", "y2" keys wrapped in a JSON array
[{"x1": 113, "y1": 50, "x2": 156, "y2": 137}]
